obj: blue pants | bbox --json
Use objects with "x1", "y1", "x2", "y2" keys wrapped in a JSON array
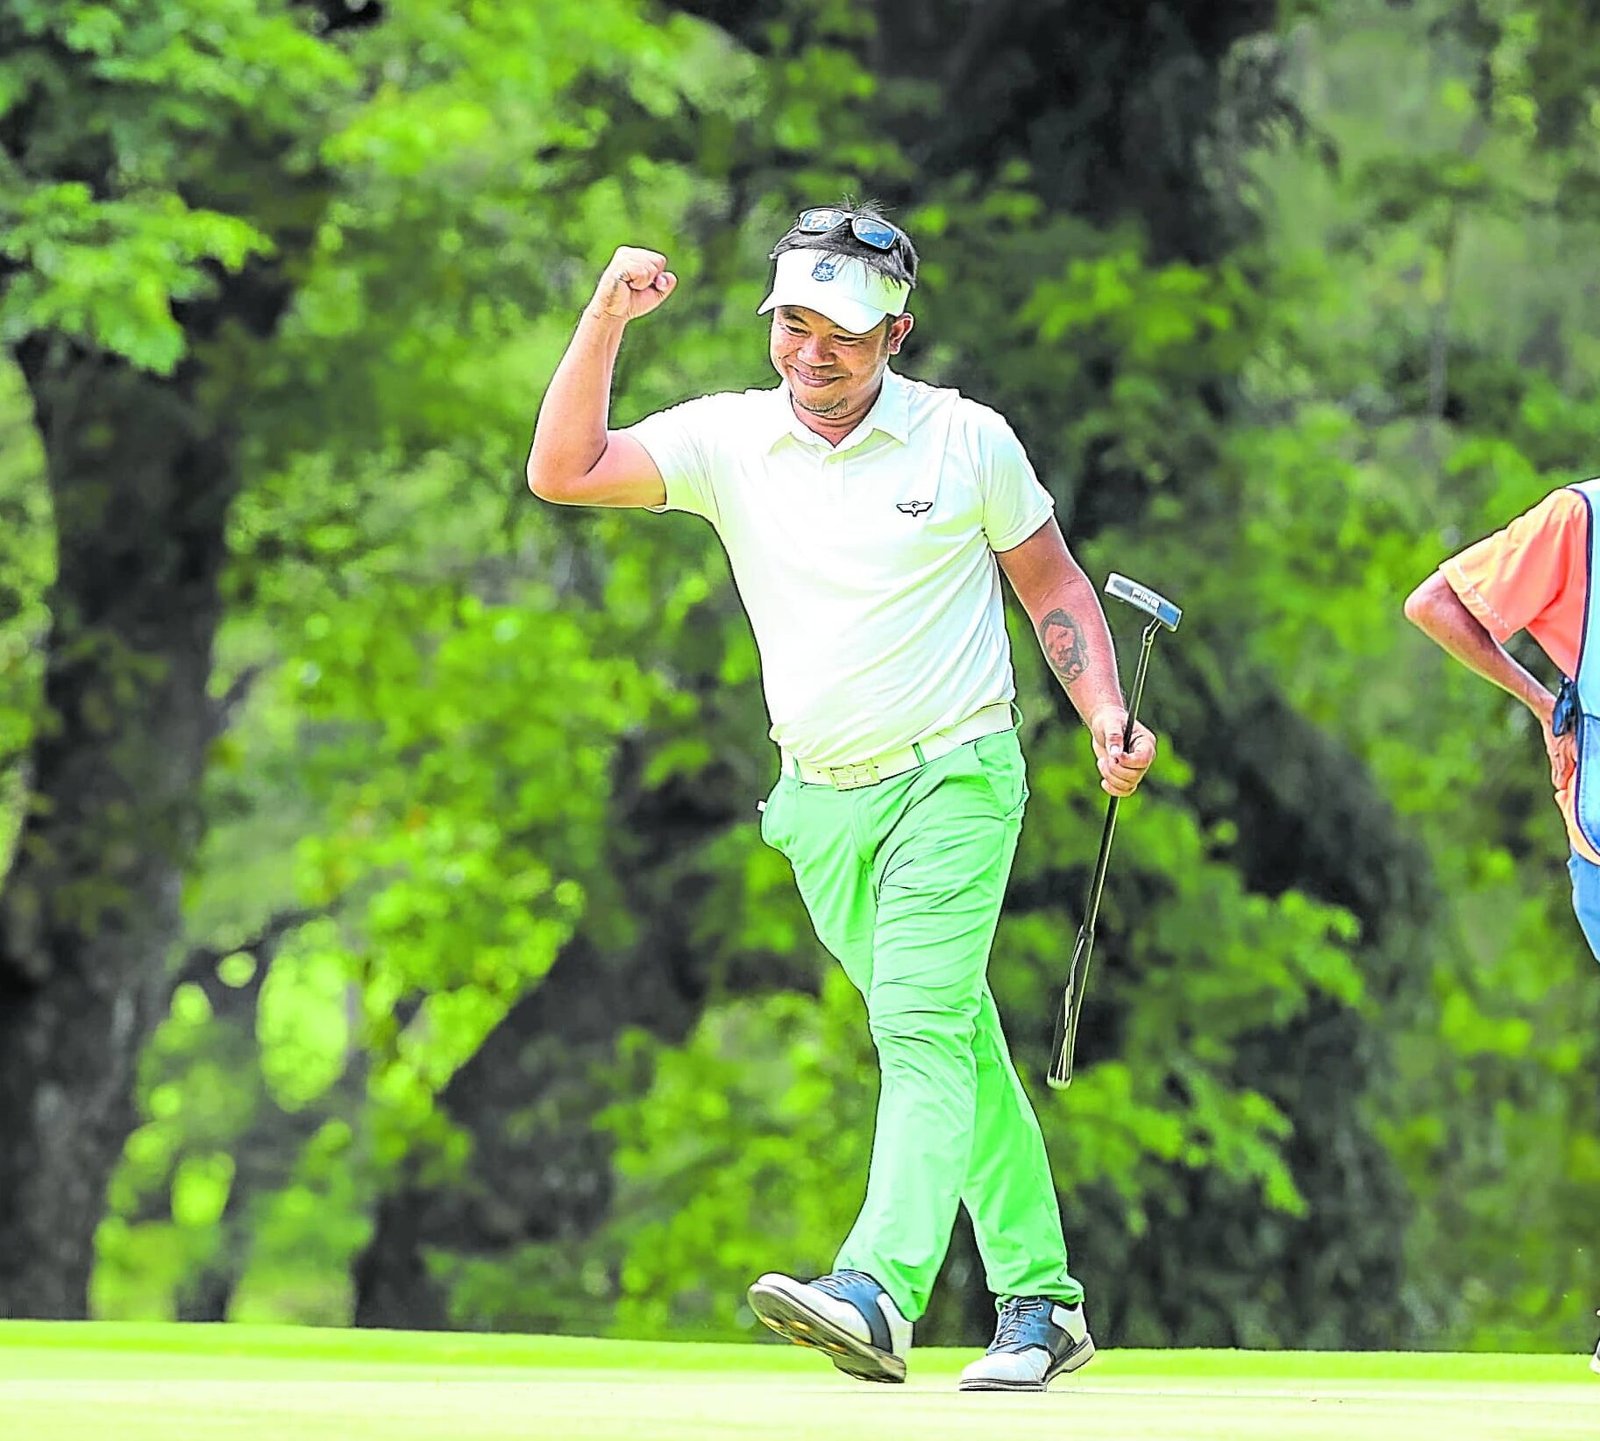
[{"x1": 1567, "y1": 851, "x2": 1600, "y2": 962}]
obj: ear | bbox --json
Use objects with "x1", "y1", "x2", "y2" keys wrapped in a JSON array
[{"x1": 886, "y1": 312, "x2": 915, "y2": 354}]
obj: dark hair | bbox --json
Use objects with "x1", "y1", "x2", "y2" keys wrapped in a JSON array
[{"x1": 770, "y1": 195, "x2": 919, "y2": 289}]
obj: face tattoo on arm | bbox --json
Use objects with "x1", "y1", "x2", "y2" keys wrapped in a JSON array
[{"x1": 1038, "y1": 608, "x2": 1089, "y2": 686}]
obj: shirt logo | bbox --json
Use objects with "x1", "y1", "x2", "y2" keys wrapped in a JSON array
[
  {"x1": 896, "y1": 500, "x2": 932, "y2": 517},
  {"x1": 811, "y1": 255, "x2": 840, "y2": 281}
]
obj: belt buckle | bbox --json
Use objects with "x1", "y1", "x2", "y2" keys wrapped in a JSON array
[{"x1": 826, "y1": 760, "x2": 880, "y2": 791}]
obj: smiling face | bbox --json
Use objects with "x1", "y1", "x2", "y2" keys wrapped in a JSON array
[{"x1": 769, "y1": 305, "x2": 914, "y2": 422}]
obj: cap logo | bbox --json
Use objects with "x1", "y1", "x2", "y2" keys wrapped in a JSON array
[{"x1": 810, "y1": 255, "x2": 840, "y2": 282}]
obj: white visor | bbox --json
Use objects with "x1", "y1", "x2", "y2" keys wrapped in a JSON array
[{"x1": 757, "y1": 247, "x2": 911, "y2": 335}]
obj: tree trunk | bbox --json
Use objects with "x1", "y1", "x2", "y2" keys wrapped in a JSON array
[{"x1": 0, "y1": 342, "x2": 237, "y2": 1318}]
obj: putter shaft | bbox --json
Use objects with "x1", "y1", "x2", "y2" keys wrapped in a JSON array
[{"x1": 1048, "y1": 580, "x2": 1178, "y2": 1090}]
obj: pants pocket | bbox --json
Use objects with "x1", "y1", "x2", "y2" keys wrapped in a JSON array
[
  {"x1": 759, "y1": 776, "x2": 791, "y2": 853},
  {"x1": 970, "y1": 730, "x2": 1028, "y2": 820}
]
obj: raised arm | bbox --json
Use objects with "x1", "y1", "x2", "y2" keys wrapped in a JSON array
[
  {"x1": 526, "y1": 246, "x2": 676, "y2": 508},
  {"x1": 997, "y1": 518, "x2": 1157, "y2": 796}
]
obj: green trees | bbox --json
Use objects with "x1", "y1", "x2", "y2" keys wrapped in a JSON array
[
  {"x1": 0, "y1": 0, "x2": 351, "y2": 1316},
  {"x1": 2, "y1": 0, "x2": 1596, "y2": 1351},
  {"x1": 0, "y1": 0, "x2": 735, "y2": 1317}
]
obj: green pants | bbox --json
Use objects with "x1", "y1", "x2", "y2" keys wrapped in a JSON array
[{"x1": 760, "y1": 727, "x2": 1082, "y2": 1321}]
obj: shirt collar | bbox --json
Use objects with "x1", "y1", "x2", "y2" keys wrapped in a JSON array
[
  {"x1": 766, "y1": 367, "x2": 911, "y2": 452},
  {"x1": 867, "y1": 368, "x2": 911, "y2": 445}
]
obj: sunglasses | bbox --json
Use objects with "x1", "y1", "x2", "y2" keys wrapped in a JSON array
[{"x1": 793, "y1": 207, "x2": 906, "y2": 251}]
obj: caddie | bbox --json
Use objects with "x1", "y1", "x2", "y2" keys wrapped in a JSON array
[
  {"x1": 1404, "y1": 482, "x2": 1600, "y2": 1373},
  {"x1": 528, "y1": 202, "x2": 1157, "y2": 1391}
]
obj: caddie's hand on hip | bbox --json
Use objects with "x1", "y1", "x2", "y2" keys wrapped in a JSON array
[
  {"x1": 1088, "y1": 704, "x2": 1157, "y2": 797},
  {"x1": 1542, "y1": 713, "x2": 1576, "y2": 790},
  {"x1": 589, "y1": 246, "x2": 677, "y2": 322}
]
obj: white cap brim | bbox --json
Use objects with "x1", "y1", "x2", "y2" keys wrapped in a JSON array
[{"x1": 757, "y1": 248, "x2": 910, "y2": 334}]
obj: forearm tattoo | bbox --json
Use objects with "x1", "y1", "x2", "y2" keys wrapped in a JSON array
[{"x1": 1038, "y1": 608, "x2": 1088, "y2": 686}]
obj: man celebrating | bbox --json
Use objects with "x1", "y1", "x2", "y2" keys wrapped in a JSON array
[
  {"x1": 528, "y1": 204, "x2": 1157, "y2": 1391},
  {"x1": 1404, "y1": 484, "x2": 1600, "y2": 1374}
]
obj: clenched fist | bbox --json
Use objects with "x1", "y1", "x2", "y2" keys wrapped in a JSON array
[{"x1": 588, "y1": 246, "x2": 678, "y2": 322}]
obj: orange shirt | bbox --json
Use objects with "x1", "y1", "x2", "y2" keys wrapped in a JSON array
[{"x1": 1440, "y1": 487, "x2": 1597, "y2": 862}]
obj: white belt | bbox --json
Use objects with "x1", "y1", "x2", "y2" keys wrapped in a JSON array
[{"x1": 782, "y1": 702, "x2": 1016, "y2": 791}]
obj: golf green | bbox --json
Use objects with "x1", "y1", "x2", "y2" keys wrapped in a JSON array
[{"x1": 2, "y1": 1323, "x2": 1596, "y2": 1440}]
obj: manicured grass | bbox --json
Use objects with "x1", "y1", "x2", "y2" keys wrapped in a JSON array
[{"x1": 2, "y1": 1323, "x2": 1596, "y2": 1441}]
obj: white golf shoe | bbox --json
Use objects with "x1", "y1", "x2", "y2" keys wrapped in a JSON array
[
  {"x1": 747, "y1": 1269, "x2": 911, "y2": 1383},
  {"x1": 958, "y1": 1296, "x2": 1095, "y2": 1392}
]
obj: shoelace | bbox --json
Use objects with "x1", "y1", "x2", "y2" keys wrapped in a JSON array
[
  {"x1": 813, "y1": 1270, "x2": 876, "y2": 1300},
  {"x1": 992, "y1": 1297, "x2": 1054, "y2": 1351}
]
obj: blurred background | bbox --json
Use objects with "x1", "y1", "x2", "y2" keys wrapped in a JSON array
[{"x1": 2, "y1": 0, "x2": 1599, "y2": 1355}]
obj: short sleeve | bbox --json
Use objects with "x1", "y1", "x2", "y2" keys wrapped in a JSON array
[
  {"x1": 973, "y1": 409, "x2": 1055, "y2": 552},
  {"x1": 1441, "y1": 489, "x2": 1589, "y2": 642},
  {"x1": 620, "y1": 396, "x2": 725, "y2": 524}
]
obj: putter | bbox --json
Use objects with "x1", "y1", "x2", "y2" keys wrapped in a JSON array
[{"x1": 1047, "y1": 573, "x2": 1182, "y2": 1090}]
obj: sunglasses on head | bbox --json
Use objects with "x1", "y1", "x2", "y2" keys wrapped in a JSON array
[{"x1": 793, "y1": 207, "x2": 906, "y2": 251}]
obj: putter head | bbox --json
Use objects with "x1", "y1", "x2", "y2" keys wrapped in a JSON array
[{"x1": 1105, "y1": 573, "x2": 1182, "y2": 631}]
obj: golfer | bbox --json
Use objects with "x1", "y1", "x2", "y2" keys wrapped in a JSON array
[
  {"x1": 1404, "y1": 482, "x2": 1600, "y2": 1373},
  {"x1": 528, "y1": 204, "x2": 1156, "y2": 1391}
]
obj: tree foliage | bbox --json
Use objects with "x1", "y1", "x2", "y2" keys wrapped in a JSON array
[{"x1": 2, "y1": 0, "x2": 1597, "y2": 1353}]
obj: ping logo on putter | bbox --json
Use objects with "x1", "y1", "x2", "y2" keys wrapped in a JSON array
[
  {"x1": 896, "y1": 500, "x2": 932, "y2": 517},
  {"x1": 1105, "y1": 573, "x2": 1182, "y2": 630}
]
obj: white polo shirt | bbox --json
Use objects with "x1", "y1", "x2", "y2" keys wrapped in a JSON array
[{"x1": 625, "y1": 368, "x2": 1054, "y2": 768}]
